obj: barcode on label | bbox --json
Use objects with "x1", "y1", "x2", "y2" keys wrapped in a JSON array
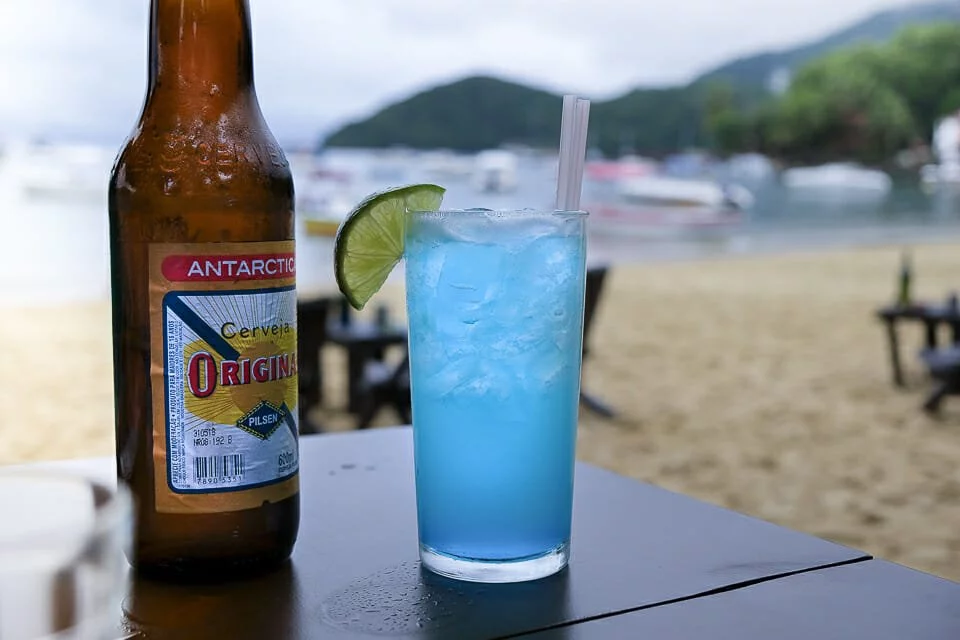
[{"x1": 193, "y1": 454, "x2": 245, "y2": 482}]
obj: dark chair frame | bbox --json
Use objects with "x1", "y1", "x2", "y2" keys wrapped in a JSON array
[
  {"x1": 297, "y1": 296, "x2": 343, "y2": 434},
  {"x1": 579, "y1": 265, "x2": 616, "y2": 418},
  {"x1": 356, "y1": 352, "x2": 412, "y2": 429},
  {"x1": 920, "y1": 347, "x2": 960, "y2": 414},
  {"x1": 352, "y1": 265, "x2": 618, "y2": 428}
]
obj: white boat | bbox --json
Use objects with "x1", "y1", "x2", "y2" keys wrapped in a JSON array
[
  {"x1": 724, "y1": 153, "x2": 776, "y2": 183},
  {"x1": 781, "y1": 163, "x2": 892, "y2": 193},
  {"x1": 296, "y1": 167, "x2": 355, "y2": 237},
  {"x1": 921, "y1": 162, "x2": 960, "y2": 187},
  {"x1": 1, "y1": 141, "x2": 114, "y2": 202},
  {"x1": 300, "y1": 199, "x2": 351, "y2": 237},
  {"x1": 420, "y1": 150, "x2": 475, "y2": 180},
  {"x1": 471, "y1": 150, "x2": 519, "y2": 194},
  {"x1": 617, "y1": 175, "x2": 755, "y2": 211},
  {"x1": 585, "y1": 201, "x2": 743, "y2": 239},
  {"x1": 921, "y1": 114, "x2": 960, "y2": 189},
  {"x1": 585, "y1": 155, "x2": 658, "y2": 182}
]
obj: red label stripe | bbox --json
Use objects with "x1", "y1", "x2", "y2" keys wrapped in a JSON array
[{"x1": 162, "y1": 253, "x2": 296, "y2": 282}]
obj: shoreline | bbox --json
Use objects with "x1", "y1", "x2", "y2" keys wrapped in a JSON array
[
  {"x1": 1, "y1": 241, "x2": 959, "y2": 584},
  {"x1": 6, "y1": 229, "x2": 960, "y2": 311}
]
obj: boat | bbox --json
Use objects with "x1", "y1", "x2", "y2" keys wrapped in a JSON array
[
  {"x1": 585, "y1": 155, "x2": 657, "y2": 182},
  {"x1": 302, "y1": 217, "x2": 343, "y2": 237},
  {"x1": 920, "y1": 114, "x2": 960, "y2": 190},
  {"x1": 471, "y1": 150, "x2": 519, "y2": 194},
  {"x1": 723, "y1": 153, "x2": 776, "y2": 183},
  {"x1": 301, "y1": 192, "x2": 350, "y2": 237},
  {"x1": 585, "y1": 201, "x2": 743, "y2": 238},
  {"x1": 366, "y1": 148, "x2": 412, "y2": 183},
  {"x1": 617, "y1": 175, "x2": 755, "y2": 211},
  {"x1": 660, "y1": 152, "x2": 714, "y2": 178},
  {"x1": 781, "y1": 163, "x2": 892, "y2": 193},
  {"x1": 921, "y1": 162, "x2": 960, "y2": 188},
  {"x1": 2, "y1": 141, "x2": 114, "y2": 202},
  {"x1": 297, "y1": 169, "x2": 354, "y2": 237},
  {"x1": 420, "y1": 150, "x2": 475, "y2": 180}
]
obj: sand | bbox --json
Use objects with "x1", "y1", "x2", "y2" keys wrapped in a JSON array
[{"x1": 1, "y1": 242, "x2": 958, "y2": 582}]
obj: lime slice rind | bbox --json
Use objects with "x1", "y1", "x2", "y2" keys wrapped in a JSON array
[{"x1": 334, "y1": 184, "x2": 445, "y2": 310}]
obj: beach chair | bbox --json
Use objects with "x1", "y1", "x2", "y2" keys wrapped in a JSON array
[
  {"x1": 297, "y1": 295, "x2": 345, "y2": 433},
  {"x1": 920, "y1": 346, "x2": 960, "y2": 414},
  {"x1": 580, "y1": 265, "x2": 616, "y2": 419},
  {"x1": 355, "y1": 352, "x2": 412, "y2": 429},
  {"x1": 351, "y1": 265, "x2": 617, "y2": 428}
]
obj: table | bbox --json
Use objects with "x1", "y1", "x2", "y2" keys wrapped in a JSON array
[
  {"x1": 325, "y1": 318, "x2": 407, "y2": 414},
  {"x1": 297, "y1": 296, "x2": 407, "y2": 426},
  {"x1": 876, "y1": 302, "x2": 960, "y2": 387},
  {"x1": 526, "y1": 560, "x2": 960, "y2": 639},
  {"x1": 21, "y1": 428, "x2": 960, "y2": 639}
]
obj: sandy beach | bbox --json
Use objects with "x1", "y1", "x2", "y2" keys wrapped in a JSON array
[{"x1": 1, "y1": 242, "x2": 958, "y2": 582}]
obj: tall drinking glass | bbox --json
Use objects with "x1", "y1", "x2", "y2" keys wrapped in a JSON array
[
  {"x1": 0, "y1": 471, "x2": 131, "y2": 640},
  {"x1": 404, "y1": 209, "x2": 588, "y2": 583}
]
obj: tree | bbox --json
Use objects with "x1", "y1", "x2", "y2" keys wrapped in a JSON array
[
  {"x1": 762, "y1": 51, "x2": 917, "y2": 163},
  {"x1": 716, "y1": 24, "x2": 960, "y2": 163},
  {"x1": 882, "y1": 23, "x2": 960, "y2": 136}
]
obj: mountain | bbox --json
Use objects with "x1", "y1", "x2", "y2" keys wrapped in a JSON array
[
  {"x1": 695, "y1": 1, "x2": 960, "y2": 90},
  {"x1": 324, "y1": 2, "x2": 960, "y2": 154},
  {"x1": 325, "y1": 76, "x2": 563, "y2": 151}
]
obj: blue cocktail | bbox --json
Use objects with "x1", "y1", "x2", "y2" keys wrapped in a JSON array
[{"x1": 404, "y1": 209, "x2": 588, "y2": 583}]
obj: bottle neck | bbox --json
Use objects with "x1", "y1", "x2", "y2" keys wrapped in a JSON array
[{"x1": 148, "y1": 0, "x2": 254, "y2": 100}]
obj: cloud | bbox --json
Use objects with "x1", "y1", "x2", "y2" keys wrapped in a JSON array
[
  {"x1": 0, "y1": 1, "x2": 145, "y2": 141},
  {"x1": 0, "y1": 0, "x2": 917, "y2": 146}
]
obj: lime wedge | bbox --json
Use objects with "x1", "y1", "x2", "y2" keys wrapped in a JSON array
[{"x1": 334, "y1": 183, "x2": 446, "y2": 310}]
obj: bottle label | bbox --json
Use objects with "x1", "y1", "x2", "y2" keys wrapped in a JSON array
[{"x1": 149, "y1": 241, "x2": 299, "y2": 514}]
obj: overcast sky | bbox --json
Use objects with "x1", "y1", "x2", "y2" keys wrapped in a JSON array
[{"x1": 0, "y1": 0, "x2": 922, "y2": 146}]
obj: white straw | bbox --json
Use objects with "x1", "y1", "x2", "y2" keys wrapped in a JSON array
[
  {"x1": 554, "y1": 94, "x2": 591, "y2": 211},
  {"x1": 555, "y1": 95, "x2": 579, "y2": 210},
  {"x1": 566, "y1": 98, "x2": 591, "y2": 211}
]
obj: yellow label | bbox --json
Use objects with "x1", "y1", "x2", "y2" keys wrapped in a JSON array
[{"x1": 149, "y1": 241, "x2": 299, "y2": 514}]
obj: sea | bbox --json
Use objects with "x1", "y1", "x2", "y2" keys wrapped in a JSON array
[{"x1": 2, "y1": 145, "x2": 959, "y2": 308}]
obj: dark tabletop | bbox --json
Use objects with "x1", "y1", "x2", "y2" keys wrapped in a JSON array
[
  {"x1": 877, "y1": 302, "x2": 960, "y2": 323},
  {"x1": 526, "y1": 560, "x2": 960, "y2": 639},
  {"x1": 115, "y1": 428, "x2": 955, "y2": 640},
  {"x1": 325, "y1": 318, "x2": 408, "y2": 347}
]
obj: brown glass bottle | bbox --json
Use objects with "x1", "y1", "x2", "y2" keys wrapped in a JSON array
[{"x1": 109, "y1": 0, "x2": 299, "y2": 581}]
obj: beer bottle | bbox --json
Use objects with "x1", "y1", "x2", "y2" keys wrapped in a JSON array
[
  {"x1": 897, "y1": 249, "x2": 912, "y2": 308},
  {"x1": 109, "y1": 0, "x2": 299, "y2": 580}
]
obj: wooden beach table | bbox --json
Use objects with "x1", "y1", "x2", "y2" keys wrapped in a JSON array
[
  {"x1": 297, "y1": 288, "x2": 408, "y2": 426},
  {"x1": 20, "y1": 428, "x2": 959, "y2": 639},
  {"x1": 876, "y1": 302, "x2": 960, "y2": 387},
  {"x1": 324, "y1": 312, "x2": 408, "y2": 415}
]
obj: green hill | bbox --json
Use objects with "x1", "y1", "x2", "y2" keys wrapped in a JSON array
[
  {"x1": 695, "y1": 1, "x2": 960, "y2": 90},
  {"x1": 323, "y1": 2, "x2": 959, "y2": 155},
  {"x1": 325, "y1": 76, "x2": 562, "y2": 151}
]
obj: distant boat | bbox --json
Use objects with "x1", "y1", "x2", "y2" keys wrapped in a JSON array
[
  {"x1": 302, "y1": 216, "x2": 343, "y2": 238},
  {"x1": 585, "y1": 202, "x2": 743, "y2": 239},
  {"x1": 1, "y1": 141, "x2": 113, "y2": 202},
  {"x1": 471, "y1": 150, "x2": 519, "y2": 194},
  {"x1": 921, "y1": 162, "x2": 960, "y2": 189},
  {"x1": 585, "y1": 155, "x2": 657, "y2": 182},
  {"x1": 920, "y1": 115, "x2": 960, "y2": 190},
  {"x1": 297, "y1": 170, "x2": 354, "y2": 238},
  {"x1": 781, "y1": 163, "x2": 892, "y2": 193},
  {"x1": 301, "y1": 196, "x2": 350, "y2": 238},
  {"x1": 723, "y1": 153, "x2": 776, "y2": 183},
  {"x1": 617, "y1": 175, "x2": 755, "y2": 211},
  {"x1": 366, "y1": 148, "x2": 412, "y2": 183},
  {"x1": 421, "y1": 150, "x2": 475, "y2": 180},
  {"x1": 660, "y1": 152, "x2": 714, "y2": 178}
]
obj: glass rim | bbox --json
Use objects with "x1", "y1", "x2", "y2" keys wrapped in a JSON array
[
  {"x1": 406, "y1": 209, "x2": 588, "y2": 218},
  {"x1": 0, "y1": 470, "x2": 132, "y2": 551}
]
